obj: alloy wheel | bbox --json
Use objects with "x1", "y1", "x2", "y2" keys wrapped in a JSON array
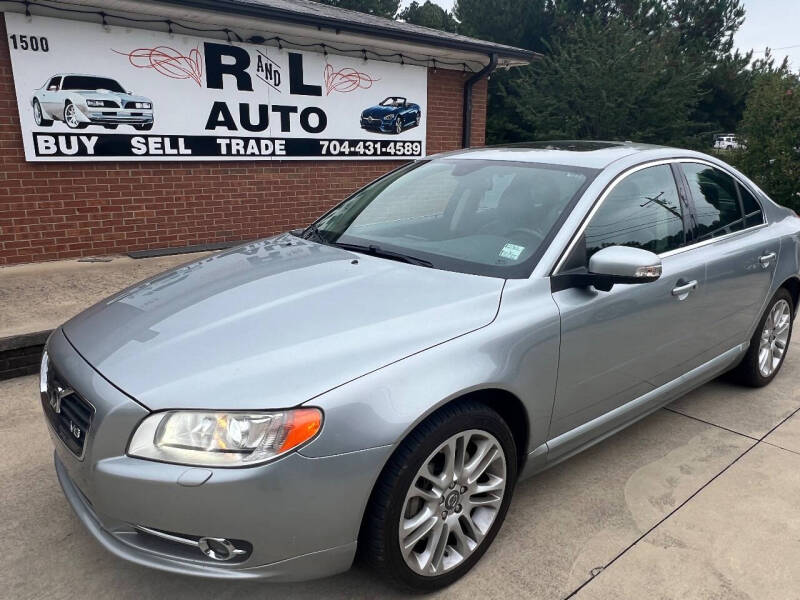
[
  {"x1": 34, "y1": 101, "x2": 43, "y2": 125},
  {"x1": 758, "y1": 298, "x2": 791, "y2": 377},
  {"x1": 398, "y1": 429, "x2": 506, "y2": 576},
  {"x1": 64, "y1": 104, "x2": 80, "y2": 128}
]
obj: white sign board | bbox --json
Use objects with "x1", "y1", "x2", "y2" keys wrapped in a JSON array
[{"x1": 5, "y1": 13, "x2": 427, "y2": 161}]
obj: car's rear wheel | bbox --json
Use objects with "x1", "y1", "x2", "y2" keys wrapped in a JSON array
[
  {"x1": 103, "y1": 124, "x2": 119, "y2": 130},
  {"x1": 33, "y1": 100, "x2": 53, "y2": 127},
  {"x1": 731, "y1": 288, "x2": 793, "y2": 387},
  {"x1": 64, "y1": 102, "x2": 88, "y2": 129},
  {"x1": 361, "y1": 400, "x2": 517, "y2": 592},
  {"x1": 133, "y1": 123, "x2": 154, "y2": 131}
]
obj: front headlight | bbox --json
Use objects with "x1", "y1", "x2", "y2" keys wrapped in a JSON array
[
  {"x1": 134, "y1": 102, "x2": 152, "y2": 109},
  {"x1": 86, "y1": 99, "x2": 105, "y2": 107},
  {"x1": 128, "y1": 409, "x2": 322, "y2": 467},
  {"x1": 383, "y1": 114, "x2": 395, "y2": 121}
]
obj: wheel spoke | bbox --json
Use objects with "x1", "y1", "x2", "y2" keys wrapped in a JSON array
[
  {"x1": 409, "y1": 481, "x2": 442, "y2": 503},
  {"x1": 428, "y1": 521, "x2": 450, "y2": 573},
  {"x1": 459, "y1": 511, "x2": 485, "y2": 544},
  {"x1": 401, "y1": 514, "x2": 438, "y2": 555},
  {"x1": 473, "y1": 473, "x2": 504, "y2": 495},
  {"x1": 453, "y1": 518, "x2": 477, "y2": 555},
  {"x1": 759, "y1": 349, "x2": 771, "y2": 375},
  {"x1": 402, "y1": 504, "x2": 435, "y2": 534},
  {"x1": 466, "y1": 445, "x2": 500, "y2": 485}
]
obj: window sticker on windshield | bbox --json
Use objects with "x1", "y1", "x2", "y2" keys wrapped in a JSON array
[{"x1": 499, "y1": 243, "x2": 525, "y2": 261}]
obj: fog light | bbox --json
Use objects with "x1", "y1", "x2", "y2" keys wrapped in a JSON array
[{"x1": 198, "y1": 537, "x2": 246, "y2": 561}]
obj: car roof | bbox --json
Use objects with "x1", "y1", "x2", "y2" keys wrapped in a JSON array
[
  {"x1": 51, "y1": 73, "x2": 120, "y2": 79},
  {"x1": 429, "y1": 141, "x2": 710, "y2": 170}
]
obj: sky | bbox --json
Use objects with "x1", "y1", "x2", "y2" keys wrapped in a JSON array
[{"x1": 402, "y1": 0, "x2": 800, "y2": 70}]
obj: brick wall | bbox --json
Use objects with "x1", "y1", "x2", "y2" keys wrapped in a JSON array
[{"x1": 0, "y1": 16, "x2": 489, "y2": 266}]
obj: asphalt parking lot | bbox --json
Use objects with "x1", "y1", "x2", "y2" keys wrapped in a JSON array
[{"x1": 2, "y1": 331, "x2": 798, "y2": 600}]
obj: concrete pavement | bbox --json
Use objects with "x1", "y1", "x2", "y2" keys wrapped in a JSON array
[{"x1": 2, "y1": 334, "x2": 798, "y2": 599}]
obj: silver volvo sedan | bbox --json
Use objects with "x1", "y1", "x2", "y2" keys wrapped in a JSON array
[{"x1": 40, "y1": 142, "x2": 799, "y2": 591}]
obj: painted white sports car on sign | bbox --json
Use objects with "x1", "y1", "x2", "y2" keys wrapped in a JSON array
[{"x1": 32, "y1": 73, "x2": 154, "y2": 130}]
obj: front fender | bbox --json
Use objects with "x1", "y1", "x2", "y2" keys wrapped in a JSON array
[{"x1": 299, "y1": 278, "x2": 560, "y2": 460}]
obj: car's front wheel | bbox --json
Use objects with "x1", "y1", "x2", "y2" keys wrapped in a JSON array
[
  {"x1": 732, "y1": 287, "x2": 794, "y2": 386},
  {"x1": 395, "y1": 119, "x2": 403, "y2": 134},
  {"x1": 133, "y1": 123, "x2": 154, "y2": 131},
  {"x1": 361, "y1": 400, "x2": 517, "y2": 591},
  {"x1": 63, "y1": 102, "x2": 88, "y2": 129}
]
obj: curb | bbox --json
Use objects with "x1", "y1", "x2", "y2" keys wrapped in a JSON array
[{"x1": 0, "y1": 330, "x2": 51, "y2": 381}]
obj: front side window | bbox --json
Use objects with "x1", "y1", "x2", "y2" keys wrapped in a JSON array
[
  {"x1": 47, "y1": 76, "x2": 61, "y2": 90},
  {"x1": 309, "y1": 159, "x2": 596, "y2": 278},
  {"x1": 681, "y1": 163, "x2": 744, "y2": 241},
  {"x1": 583, "y1": 164, "x2": 685, "y2": 260}
]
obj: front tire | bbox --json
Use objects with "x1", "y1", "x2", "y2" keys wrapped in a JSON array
[
  {"x1": 731, "y1": 288, "x2": 793, "y2": 387},
  {"x1": 64, "y1": 102, "x2": 88, "y2": 129},
  {"x1": 361, "y1": 400, "x2": 517, "y2": 592},
  {"x1": 133, "y1": 123, "x2": 154, "y2": 131},
  {"x1": 395, "y1": 119, "x2": 403, "y2": 134}
]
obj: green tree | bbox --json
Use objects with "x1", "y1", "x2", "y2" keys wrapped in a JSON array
[
  {"x1": 499, "y1": 19, "x2": 703, "y2": 145},
  {"x1": 734, "y1": 68, "x2": 800, "y2": 210},
  {"x1": 399, "y1": 1, "x2": 458, "y2": 32},
  {"x1": 316, "y1": 0, "x2": 400, "y2": 19}
]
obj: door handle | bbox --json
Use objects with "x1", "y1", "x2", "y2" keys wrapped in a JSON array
[
  {"x1": 672, "y1": 280, "x2": 698, "y2": 298},
  {"x1": 759, "y1": 252, "x2": 777, "y2": 269}
]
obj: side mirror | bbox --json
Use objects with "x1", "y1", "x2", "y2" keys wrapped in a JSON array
[
  {"x1": 551, "y1": 246, "x2": 662, "y2": 292},
  {"x1": 587, "y1": 246, "x2": 662, "y2": 291}
]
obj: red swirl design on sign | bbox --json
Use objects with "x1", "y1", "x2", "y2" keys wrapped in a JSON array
[
  {"x1": 324, "y1": 63, "x2": 379, "y2": 95},
  {"x1": 113, "y1": 46, "x2": 204, "y2": 86}
]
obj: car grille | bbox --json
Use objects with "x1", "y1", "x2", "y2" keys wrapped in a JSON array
[
  {"x1": 42, "y1": 372, "x2": 94, "y2": 458},
  {"x1": 96, "y1": 100, "x2": 120, "y2": 108}
]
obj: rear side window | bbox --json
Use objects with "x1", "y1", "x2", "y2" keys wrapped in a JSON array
[
  {"x1": 738, "y1": 183, "x2": 765, "y2": 228},
  {"x1": 583, "y1": 164, "x2": 685, "y2": 259},
  {"x1": 681, "y1": 163, "x2": 743, "y2": 241}
]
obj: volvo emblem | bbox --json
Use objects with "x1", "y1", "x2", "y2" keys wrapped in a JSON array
[{"x1": 48, "y1": 382, "x2": 72, "y2": 414}]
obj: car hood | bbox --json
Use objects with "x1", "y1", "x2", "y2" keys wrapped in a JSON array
[
  {"x1": 362, "y1": 105, "x2": 399, "y2": 118},
  {"x1": 74, "y1": 90, "x2": 151, "y2": 103},
  {"x1": 62, "y1": 235, "x2": 504, "y2": 411}
]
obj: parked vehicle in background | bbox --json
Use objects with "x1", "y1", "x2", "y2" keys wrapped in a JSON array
[
  {"x1": 41, "y1": 141, "x2": 800, "y2": 591},
  {"x1": 714, "y1": 133, "x2": 743, "y2": 150}
]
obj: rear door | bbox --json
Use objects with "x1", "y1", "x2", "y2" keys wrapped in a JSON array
[
  {"x1": 677, "y1": 161, "x2": 778, "y2": 356},
  {"x1": 549, "y1": 162, "x2": 708, "y2": 440}
]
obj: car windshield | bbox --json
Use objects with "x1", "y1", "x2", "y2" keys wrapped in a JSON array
[
  {"x1": 61, "y1": 76, "x2": 125, "y2": 93},
  {"x1": 380, "y1": 98, "x2": 406, "y2": 107},
  {"x1": 307, "y1": 159, "x2": 596, "y2": 278}
]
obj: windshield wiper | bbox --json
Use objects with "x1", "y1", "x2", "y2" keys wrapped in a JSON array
[
  {"x1": 333, "y1": 242, "x2": 434, "y2": 268},
  {"x1": 299, "y1": 223, "x2": 328, "y2": 244}
]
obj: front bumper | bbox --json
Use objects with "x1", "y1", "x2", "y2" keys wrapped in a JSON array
[
  {"x1": 77, "y1": 105, "x2": 154, "y2": 125},
  {"x1": 54, "y1": 453, "x2": 357, "y2": 581},
  {"x1": 360, "y1": 118, "x2": 395, "y2": 133},
  {"x1": 45, "y1": 329, "x2": 392, "y2": 581}
]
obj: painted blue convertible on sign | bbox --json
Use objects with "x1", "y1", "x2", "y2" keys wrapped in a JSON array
[{"x1": 360, "y1": 97, "x2": 422, "y2": 134}]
